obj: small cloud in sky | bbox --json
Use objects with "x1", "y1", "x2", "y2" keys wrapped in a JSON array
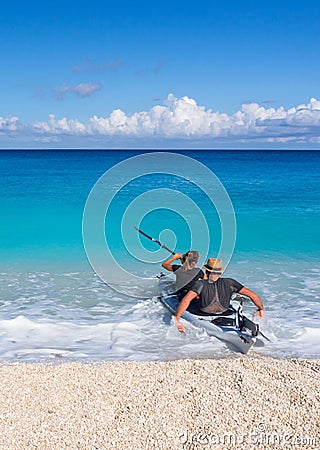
[
  {"x1": 32, "y1": 87, "x2": 49, "y2": 101},
  {"x1": 0, "y1": 116, "x2": 20, "y2": 133},
  {"x1": 135, "y1": 60, "x2": 164, "y2": 76},
  {"x1": 153, "y1": 60, "x2": 164, "y2": 73},
  {"x1": 52, "y1": 82, "x2": 103, "y2": 100},
  {"x1": 72, "y1": 59, "x2": 123, "y2": 73}
]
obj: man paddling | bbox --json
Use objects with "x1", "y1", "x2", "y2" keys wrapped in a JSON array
[{"x1": 175, "y1": 258, "x2": 265, "y2": 333}]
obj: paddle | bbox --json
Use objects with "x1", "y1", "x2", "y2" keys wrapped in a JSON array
[
  {"x1": 134, "y1": 226, "x2": 177, "y2": 256},
  {"x1": 258, "y1": 330, "x2": 271, "y2": 342}
]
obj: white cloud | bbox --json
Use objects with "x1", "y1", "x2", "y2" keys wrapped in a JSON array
[
  {"x1": 81, "y1": 94, "x2": 320, "y2": 142},
  {"x1": 33, "y1": 114, "x2": 86, "y2": 134},
  {"x1": 1, "y1": 94, "x2": 320, "y2": 146},
  {"x1": 52, "y1": 82, "x2": 102, "y2": 99},
  {"x1": 0, "y1": 116, "x2": 20, "y2": 133}
]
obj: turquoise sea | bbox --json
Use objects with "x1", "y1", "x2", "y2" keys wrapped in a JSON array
[{"x1": 0, "y1": 150, "x2": 319, "y2": 361}]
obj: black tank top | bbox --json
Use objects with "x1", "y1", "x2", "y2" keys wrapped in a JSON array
[{"x1": 196, "y1": 278, "x2": 244, "y2": 313}]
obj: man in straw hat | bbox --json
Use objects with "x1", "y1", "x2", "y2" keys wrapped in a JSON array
[{"x1": 175, "y1": 258, "x2": 265, "y2": 333}]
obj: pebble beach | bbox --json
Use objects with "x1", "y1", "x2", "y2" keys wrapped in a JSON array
[{"x1": 0, "y1": 355, "x2": 319, "y2": 450}]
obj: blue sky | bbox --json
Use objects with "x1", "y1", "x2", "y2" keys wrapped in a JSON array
[{"x1": 1, "y1": 0, "x2": 320, "y2": 148}]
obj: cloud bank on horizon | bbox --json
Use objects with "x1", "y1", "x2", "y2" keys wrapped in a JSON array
[{"x1": 1, "y1": 94, "x2": 320, "y2": 148}]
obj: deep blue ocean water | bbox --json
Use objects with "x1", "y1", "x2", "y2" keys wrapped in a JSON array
[{"x1": 0, "y1": 150, "x2": 319, "y2": 361}]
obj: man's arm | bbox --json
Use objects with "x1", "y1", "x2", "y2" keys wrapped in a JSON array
[
  {"x1": 162, "y1": 253, "x2": 181, "y2": 272},
  {"x1": 175, "y1": 290, "x2": 198, "y2": 332},
  {"x1": 239, "y1": 287, "x2": 265, "y2": 318}
]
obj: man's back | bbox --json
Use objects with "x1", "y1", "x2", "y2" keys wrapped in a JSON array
[{"x1": 193, "y1": 277, "x2": 243, "y2": 314}]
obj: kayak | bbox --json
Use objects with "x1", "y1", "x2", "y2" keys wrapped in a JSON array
[{"x1": 158, "y1": 273, "x2": 263, "y2": 355}]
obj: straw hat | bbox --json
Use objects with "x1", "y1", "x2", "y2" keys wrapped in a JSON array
[{"x1": 203, "y1": 258, "x2": 224, "y2": 274}]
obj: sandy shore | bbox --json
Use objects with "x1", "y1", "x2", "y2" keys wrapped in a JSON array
[{"x1": 0, "y1": 355, "x2": 319, "y2": 450}]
